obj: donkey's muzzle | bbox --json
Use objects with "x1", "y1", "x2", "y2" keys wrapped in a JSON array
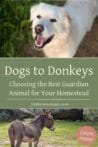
[{"x1": 50, "y1": 127, "x2": 55, "y2": 131}]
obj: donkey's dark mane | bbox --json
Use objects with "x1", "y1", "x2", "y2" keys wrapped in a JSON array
[
  {"x1": 31, "y1": 114, "x2": 45, "y2": 124},
  {"x1": 30, "y1": 114, "x2": 46, "y2": 131}
]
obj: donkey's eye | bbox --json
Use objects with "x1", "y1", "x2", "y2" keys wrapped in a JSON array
[
  {"x1": 37, "y1": 15, "x2": 42, "y2": 19},
  {"x1": 50, "y1": 18, "x2": 57, "y2": 23}
]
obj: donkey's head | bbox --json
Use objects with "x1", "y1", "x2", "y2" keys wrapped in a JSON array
[
  {"x1": 32, "y1": 110, "x2": 55, "y2": 131},
  {"x1": 44, "y1": 111, "x2": 55, "y2": 131}
]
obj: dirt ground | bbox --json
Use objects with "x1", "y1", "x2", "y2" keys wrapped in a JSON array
[
  {"x1": 23, "y1": 18, "x2": 98, "y2": 57},
  {"x1": 0, "y1": 141, "x2": 81, "y2": 147},
  {"x1": 0, "y1": 140, "x2": 71, "y2": 147}
]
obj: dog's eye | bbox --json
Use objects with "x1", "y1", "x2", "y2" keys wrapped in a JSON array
[
  {"x1": 37, "y1": 15, "x2": 42, "y2": 19},
  {"x1": 50, "y1": 18, "x2": 57, "y2": 23}
]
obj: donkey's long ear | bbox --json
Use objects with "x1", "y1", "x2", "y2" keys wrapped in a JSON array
[
  {"x1": 30, "y1": 5, "x2": 37, "y2": 21},
  {"x1": 43, "y1": 109, "x2": 46, "y2": 113},
  {"x1": 46, "y1": 110, "x2": 51, "y2": 115},
  {"x1": 43, "y1": 109, "x2": 51, "y2": 115}
]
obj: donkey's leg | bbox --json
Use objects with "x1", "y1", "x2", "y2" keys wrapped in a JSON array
[
  {"x1": 29, "y1": 142, "x2": 32, "y2": 147},
  {"x1": 10, "y1": 139, "x2": 15, "y2": 147},
  {"x1": 34, "y1": 140, "x2": 39, "y2": 147},
  {"x1": 16, "y1": 139, "x2": 22, "y2": 147},
  {"x1": 9, "y1": 137, "x2": 15, "y2": 147}
]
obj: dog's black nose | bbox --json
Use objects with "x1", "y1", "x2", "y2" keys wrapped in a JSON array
[{"x1": 35, "y1": 25, "x2": 44, "y2": 34}]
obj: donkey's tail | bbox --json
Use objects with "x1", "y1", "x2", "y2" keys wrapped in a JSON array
[{"x1": 8, "y1": 124, "x2": 15, "y2": 139}]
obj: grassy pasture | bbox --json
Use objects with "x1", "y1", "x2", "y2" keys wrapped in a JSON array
[{"x1": 0, "y1": 120, "x2": 98, "y2": 147}]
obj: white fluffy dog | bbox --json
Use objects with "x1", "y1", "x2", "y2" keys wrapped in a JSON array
[{"x1": 30, "y1": 0, "x2": 98, "y2": 58}]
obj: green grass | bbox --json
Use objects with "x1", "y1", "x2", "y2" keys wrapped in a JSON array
[{"x1": 0, "y1": 120, "x2": 98, "y2": 147}]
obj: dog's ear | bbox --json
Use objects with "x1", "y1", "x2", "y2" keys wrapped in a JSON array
[
  {"x1": 64, "y1": 13, "x2": 72, "y2": 28},
  {"x1": 30, "y1": 5, "x2": 37, "y2": 21}
]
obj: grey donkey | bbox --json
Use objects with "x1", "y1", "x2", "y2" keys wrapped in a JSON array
[{"x1": 8, "y1": 111, "x2": 55, "y2": 147}]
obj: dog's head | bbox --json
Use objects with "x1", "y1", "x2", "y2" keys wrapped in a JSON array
[{"x1": 30, "y1": 3, "x2": 71, "y2": 50}]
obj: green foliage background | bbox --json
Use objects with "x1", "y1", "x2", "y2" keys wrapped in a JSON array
[{"x1": 0, "y1": 0, "x2": 65, "y2": 57}]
